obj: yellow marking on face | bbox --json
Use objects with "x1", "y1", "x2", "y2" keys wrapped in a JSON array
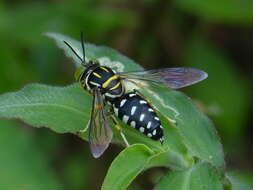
[
  {"x1": 92, "y1": 72, "x2": 102, "y2": 78},
  {"x1": 74, "y1": 66, "x2": 84, "y2": 81},
  {"x1": 100, "y1": 66, "x2": 109, "y2": 72},
  {"x1": 80, "y1": 81, "x2": 86, "y2": 88},
  {"x1": 102, "y1": 75, "x2": 119, "y2": 88},
  {"x1": 95, "y1": 104, "x2": 102, "y2": 110},
  {"x1": 109, "y1": 82, "x2": 121, "y2": 91}
]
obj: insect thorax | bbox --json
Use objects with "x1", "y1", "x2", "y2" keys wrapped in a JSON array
[{"x1": 80, "y1": 65, "x2": 124, "y2": 101}]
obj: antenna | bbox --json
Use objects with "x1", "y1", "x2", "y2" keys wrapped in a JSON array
[
  {"x1": 81, "y1": 32, "x2": 86, "y2": 62},
  {"x1": 63, "y1": 41, "x2": 83, "y2": 62}
]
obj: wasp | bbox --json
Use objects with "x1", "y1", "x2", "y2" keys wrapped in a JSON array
[{"x1": 63, "y1": 33, "x2": 208, "y2": 158}]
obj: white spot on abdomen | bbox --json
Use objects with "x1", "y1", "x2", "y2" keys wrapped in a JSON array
[
  {"x1": 120, "y1": 99, "x2": 127, "y2": 107},
  {"x1": 130, "y1": 121, "x2": 136, "y2": 128},
  {"x1": 129, "y1": 93, "x2": 136, "y2": 97},
  {"x1": 139, "y1": 100, "x2": 147, "y2": 104},
  {"x1": 140, "y1": 114, "x2": 145, "y2": 122},
  {"x1": 139, "y1": 127, "x2": 145, "y2": 133},
  {"x1": 147, "y1": 121, "x2": 152, "y2": 129},
  {"x1": 131, "y1": 106, "x2": 137, "y2": 115},
  {"x1": 123, "y1": 115, "x2": 129, "y2": 123},
  {"x1": 148, "y1": 108, "x2": 154, "y2": 112}
]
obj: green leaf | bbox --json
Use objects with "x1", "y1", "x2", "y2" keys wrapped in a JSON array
[
  {"x1": 46, "y1": 33, "x2": 224, "y2": 168},
  {"x1": 0, "y1": 33, "x2": 223, "y2": 173},
  {"x1": 102, "y1": 144, "x2": 195, "y2": 190},
  {"x1": 0, "y1": 37, "x2": 35, "y2": 93},
  {"x1": 0, "y1": 83, "x2": 91, "y2": 133},
  {"x1": 0, "y1": 82, "x2": 191, "y2": 170},
  {"x1": 226, "y1": 172, "x2": 253, "y2": 190},
  {"x1": 45, "y1": 32, "x2": 142, "y2": 72},
  {"x1": 0, "y1": 120, "x2": 61, "y2": 190},
  {"x1": 154, "y1": 162, "x2": 222, "y2": 190},
  {"x1": 101, "y1": 144, "x2": 154, "y2": 190},
  {"x1": 182, "y1": 36, "x2": 250, "y2": 143},
  {"x1": 174, "y1": 0, "x2": 253, "y2": 25},
  {"x1": 0, "y1": 1, "x2": 137, "y2": 46},
  {"x1": 139, "y1": 83, "x2": 224, "y2": 169}
]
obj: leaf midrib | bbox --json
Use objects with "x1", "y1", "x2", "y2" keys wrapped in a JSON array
[{"x1": 0, "y1": 103, "x2": 85, "y2": 116}]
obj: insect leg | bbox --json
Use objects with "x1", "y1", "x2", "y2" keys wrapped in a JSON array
[{"x1": 110, "y1": 114, "x2": 130, "y2": 147}]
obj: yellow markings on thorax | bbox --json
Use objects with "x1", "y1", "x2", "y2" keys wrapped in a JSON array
[
  {"x1": 109, "y1": 81, "x2": 121, "y2": 90},
  {"x1": 102, "y1": 75, "x2": 119, "y2": 88},
  {"x1": 100, "y1": 66, "x2": 109, "y2": 72},
  {"x1": 92, "y1": 72, "x2": 102, "y2": 78}
]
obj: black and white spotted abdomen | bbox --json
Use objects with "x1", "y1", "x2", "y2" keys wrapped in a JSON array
[{"x1": 113, "y1": 92, "x2": 164, "y2": 143}]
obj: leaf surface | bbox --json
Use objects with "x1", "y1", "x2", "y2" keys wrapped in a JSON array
[
  {"x1": 226, "y1": 172, "x2": 253, "y2": 190},
  {"x1": 0, "y1": 120, "x2": 61, "y2": 190},
  {"x1": 0, "y1": 33, "x2": 224, "y2": 171},
  {"x1": 139, "y1": 83, "x2": 224, "y2": 168},
  {"x1": 0, "y1": 83, "x2": 90, "y2": 133},
  {"x1": 101, "y1": 144, "x2": 154, "y2": 190},
  {"x1": 155, "y1": 162, "x2": 222, "y2": 190}
]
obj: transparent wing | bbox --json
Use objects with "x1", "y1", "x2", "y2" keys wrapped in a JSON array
[
  {"x1": 119, "y1": 67, "x2": 208, "y2": 89},
  {"x1": 89, "y1": 88, "x2": 113, "y2": 158}
]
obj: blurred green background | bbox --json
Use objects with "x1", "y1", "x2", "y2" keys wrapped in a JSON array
[{"x1": 0, "y1": 0, "x2": 253, "y2": 189}]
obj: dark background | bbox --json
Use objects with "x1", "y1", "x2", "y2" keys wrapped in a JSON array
[{"x1": 0, "y1": 0, "x2": 252, "y2": 189}]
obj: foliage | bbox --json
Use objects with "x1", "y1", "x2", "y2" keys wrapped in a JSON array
[
  {"x1": 0, "y1": 0, "x2": 252, "y2": 189},
  {"x1": 174, "y1": 0, "x2": 253, "y2": 25},
  {"x1": 0, "y1": 120, "x2": 62, "y2": 190},
  {"x1": 182, "y1": 36, "x2": 250, "y2": 143},
  {"x1": 0, "y1": 33, "x2": 249, "y2": 189}
]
